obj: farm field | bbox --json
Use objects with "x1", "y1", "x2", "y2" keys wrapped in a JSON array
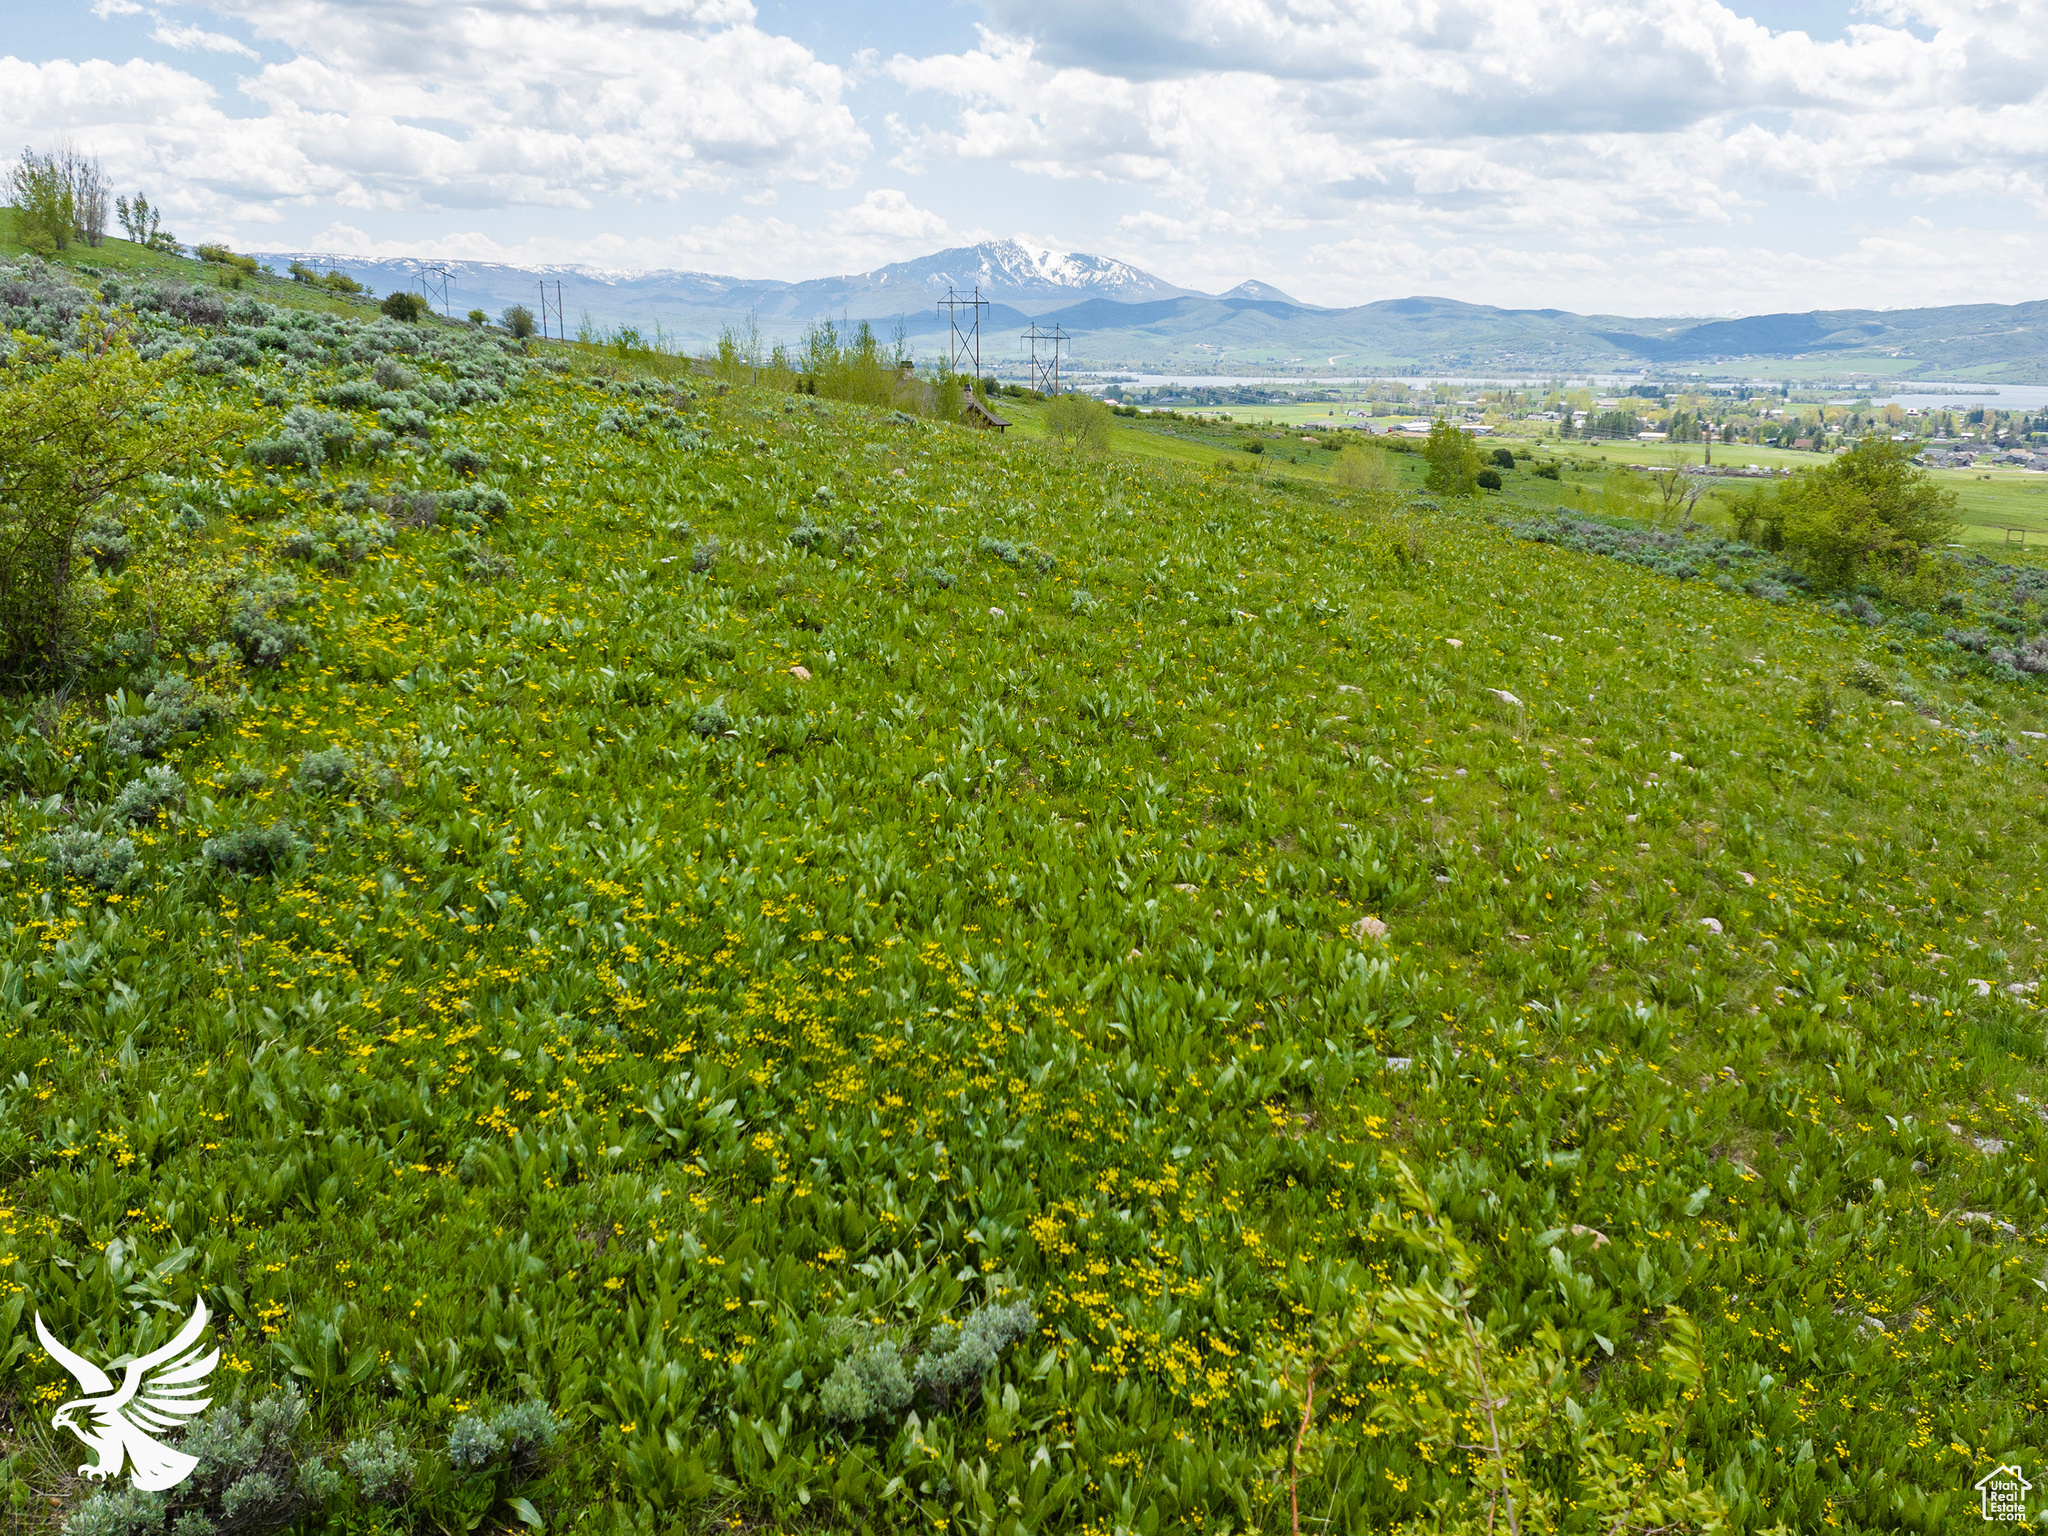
[{"x1": 3, "y1": 248, "x2": 2048, "y2": 1536}]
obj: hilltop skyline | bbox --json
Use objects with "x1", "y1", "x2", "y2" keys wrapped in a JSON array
[{"x1": 5, "y1": 1, "x2": 2046, "y2": 314}]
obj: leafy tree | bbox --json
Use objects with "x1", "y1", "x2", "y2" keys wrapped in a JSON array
[
  {"x1": 1332, "y1": 445, "x2": 1397, "y2": 493},
  {"x1": 8, "y1": 147, "x2": 74, "y2": 256},
  {"x1": 501, "y1": 304, "x2": 535, "y2": 339},
  {"x1": 1422, "y1": 419, "x2": 1481, "y2": 496},
  {"x1": 1490, "y1": 446, "x2": 1515, "y2": 469},
  {"x1": 381, "y1": 291, "x2": 427, "y2": 322},
  {"x1": 467, "y1": 308, "x2": 488, "y2": 327},
  {"x1": 1734, "y1": 436, "x2": 1958, "y2": 589},
  {"x1": 116, "y1": 192, "x2": 182, "y2": 252},
  {"x1": 1475, "y1": 467, "x2": 1503, "y2": 491},
  {"x1": 0, "y1": 326, "x2": 243, "y2": 682},
  {"x1": 1045, "y1": 392, "x2": 1113, "y2": 455}
]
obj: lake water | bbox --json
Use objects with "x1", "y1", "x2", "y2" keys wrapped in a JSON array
[{"x1": 1857, "y1": 383, "x2": 2048, "y2": 412}]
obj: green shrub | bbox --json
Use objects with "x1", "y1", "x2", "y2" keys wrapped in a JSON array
[
  {"x1": 193, "y1": 243, "x2": 258, "y2": 276},
  {"x1": 48, "y1": 828, "x2": 138, "y2": 890},
  {"x1": 278, "y1": 514, "x2": 390, "y2": 570},
  {"x1": 501, "y1": 305, "x2": 535, "y2": 339},
  {"x1": 911, "y1": 1299, "x2": 1036, "y2": 1406},
  {"x1": 442, "y1": 445, "x2": 485, "y2": 476},
  {"x1": 103, "y1": 674, "x2": 233, "y2": 758},
  {"x1": 978, "y1": 537, "x2": 1024, "y2": 567},
  {"x1": 229, "y1": 576, "x2": 309, "y2": 668},
  {"x1": 295, "y1": 747, "x2": 353, "y2": 794},
  {"x1": 1069, "y1": 588, "x2": 1096, "y2": 613},
  {"x1": 1491, "y1": 447, "x2": 1516, "y2": 470},
  {"x1": 202, "y1": 822, "x2": 301, "y2": 876},
  {"x1": 111, "y1": 765, "x2": 186, "y2": 824},
  {"x1": 380, "y1": 292, "x2": 427, "y2": 323},
  {"x1": 447, "y1": 1400, "x2": 560, "y2": 1476},
  {"x1": 1846, "y1": 657, "x2": 1888, "y2": 695},
  {"x1": 690, "y1": 537, "x2": 720, "y2": 574},
  {"x1": 439, "y1": 486, "x2": 510, "y2": 521},
  {"x1": 77, "y1": 512, "x2": 133, "y2": 572},
  {"x1": 820, "y1": 1339, "x2": 913, "y2": 1424},
  {"x1": 1476, "y1": 468, "x2": 1503, "y2": 491},
  {"x1": 691, "y1": 700, "x2": 734, "y2": 736},
  {"x1": 60, "y1": 1486, "x2": 162, "y2": 1536},
  {"x1": 923, "y1": 566, "x2": 956, "y2": 589}
]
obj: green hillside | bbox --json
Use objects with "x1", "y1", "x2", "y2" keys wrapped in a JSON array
[{"x1": 3, "y1": 249, "x2": 2047, "y2": 1535}]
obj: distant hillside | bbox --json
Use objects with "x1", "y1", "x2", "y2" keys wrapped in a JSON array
[{"x1": 254, "y1": 238, "x2": 2048, "y2": 381}]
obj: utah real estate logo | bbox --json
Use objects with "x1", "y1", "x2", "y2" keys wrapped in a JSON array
[
  {"x1": 1976, "y1": 1463, "x2": 2032, "y2": 1523},
  {"x1": 35, "y1": 1300, "x2": 219, "y2": 1490}
]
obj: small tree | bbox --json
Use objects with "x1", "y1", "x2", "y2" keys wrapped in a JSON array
[
  {"x1": 1649, "y1": 455, "x2": 1714, "y2": 523},
  {"x1": 1332, "y1": 445, "x2": 1397, "y2": 493},
  {"x1": 1734, "y1": 436, "x2": 1958, "y2": 589},
  {"x1": 0, "y1": 327, "x2": 244, "y2": 682},
  {"x1": 501, "y1": 305, "x2": 535, "y2": 339},
  {"x1": 116, "y1": 192, "x2": 160, "y2": 245},
  {"x1": 1422, "y1": 419, "x2": 1480, "y2": 496},
  {"x1": 61, "y1": 146, "x2": 109, "y2": 247},
  {"x1": 9, "y1": 147, "x2": 75, "y2": 256},
  {"x1": 1045, "y1": 392, "x2": 1113, "y2": 454},
  {"x1": 381, "y1": 291, "x2": 426, "y2": 322},
  {"x1": 467, "y1": 308, "x2": 488, "y2": 327}
]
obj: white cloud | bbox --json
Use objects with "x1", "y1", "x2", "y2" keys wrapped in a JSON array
[
  {"x1": 149, "y1": 21, "x2": 258, "y2": 57},
  {"x1": 868, "y1": 0, "x2": 2048, "y2": 308},
  {"x1": 2, "y1": 0, "x2": 870, "y2": 238},
  {"x1": 829, "y1": 188, "x2": 950, "y2": 240},
  {"x1": 91, "y1": 0, "x2": 144, "y2": 15}
]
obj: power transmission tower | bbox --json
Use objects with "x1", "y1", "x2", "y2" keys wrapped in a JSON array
[
  {"x1": 1021, "y1": 321, "x2": 1068, "y2": 395},
  {"x1": 936, "y1": 285, "x2": 988, "y2": 379},
  {"x1": 420, "y1": 265, "x2": 454, "y2": 317},
  {"x1": 537, "y1": 280, "x2": 564, "y2": 341}
]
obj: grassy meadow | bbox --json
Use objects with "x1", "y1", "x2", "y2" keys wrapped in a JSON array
[{"x1": 2, "y1": 244, "x2": 2048, "y2": 1536}]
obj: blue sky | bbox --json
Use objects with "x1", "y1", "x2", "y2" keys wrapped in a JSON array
[{"x1": 5, "y1": 0, "x2": 2044, "y2": 314}]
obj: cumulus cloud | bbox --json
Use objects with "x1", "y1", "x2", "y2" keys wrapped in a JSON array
[
  {"x1": 4, "y1": 0, "x2": 869, "y2": 235},
  {"x1": 870, "y1": 0, "x2": 2048, "y2": 306}
]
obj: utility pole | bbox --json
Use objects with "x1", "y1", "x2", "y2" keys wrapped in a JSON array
[
  {"x1": 937, "y1": 285, "x2": 989, "y2": 380},
  {"x1": 1021, "y1": 321, "x2": 1068, "y2": 395}
]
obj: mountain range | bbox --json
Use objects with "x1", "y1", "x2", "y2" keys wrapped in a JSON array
[{"x1": 256, "y1": 239, "x2": 2048, "y2": 382}]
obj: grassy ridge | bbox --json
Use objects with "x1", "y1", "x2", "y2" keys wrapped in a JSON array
[{"x1": 2, "y1": 298, "x2": 2047, "y2": 1533}]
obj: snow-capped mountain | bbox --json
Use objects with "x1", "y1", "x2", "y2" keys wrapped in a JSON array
[
  {"x1": 256, "y1": 240, "x2": 1203, "y2": 339},
  {"x1": 856, "y1": 241, "x2": 1198, "y2": 306}
]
